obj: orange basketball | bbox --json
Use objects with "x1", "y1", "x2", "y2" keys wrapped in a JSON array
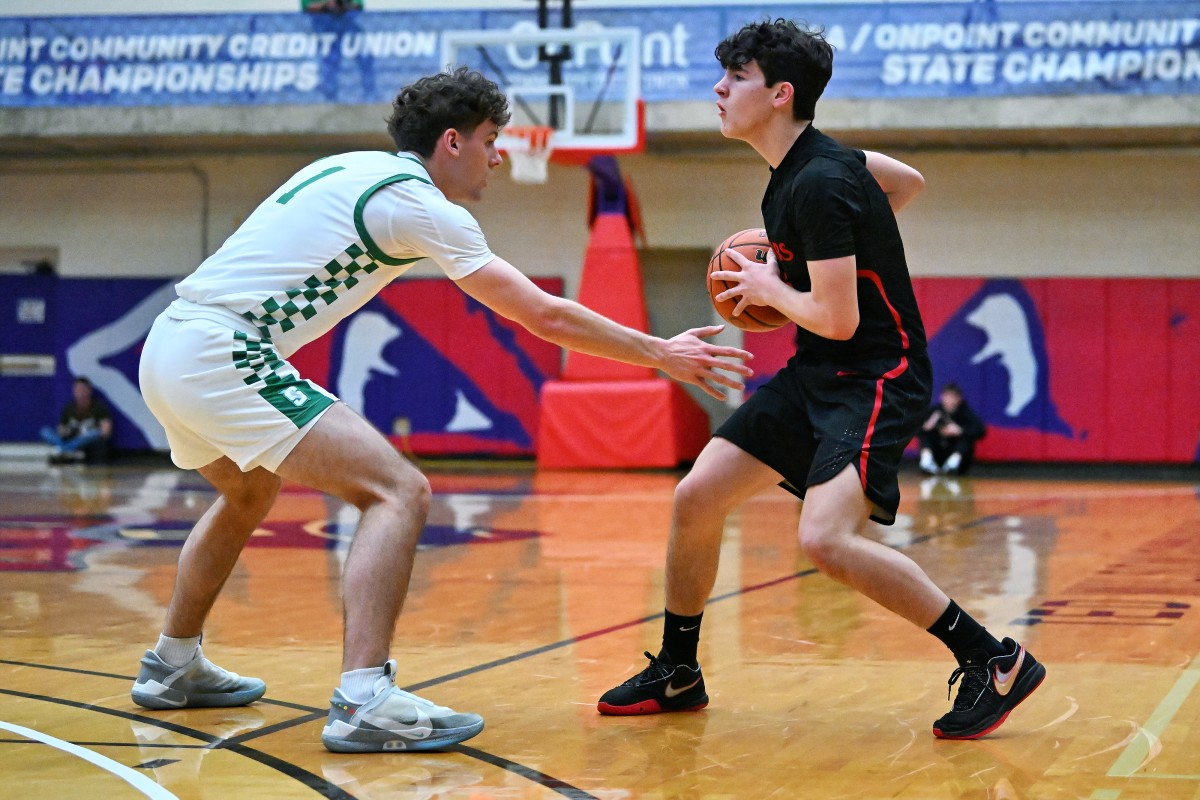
[{"x1": 707, "y1": 228, "x2": 790, "y2": 332}]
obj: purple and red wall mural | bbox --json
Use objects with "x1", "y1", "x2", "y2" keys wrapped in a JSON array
[
  {"x1": 5, "y1": 274, "x2": 1196, "y2": 463},
  {"x1": 0, "y1": 275, "x2": 562, "y2": 457},
  {"x1": 744, "y1": 277, "x2": 1200, "y2": 464}
]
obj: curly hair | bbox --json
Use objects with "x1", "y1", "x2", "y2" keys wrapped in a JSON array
[
  {"x1": 386, "y1": 67, "x2": 512, "y2": 156},
  {"x1": 714, "y1": 19, "x2": 833, "y2": 121}
]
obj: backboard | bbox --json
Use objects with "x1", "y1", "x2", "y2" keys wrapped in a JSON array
[{"x1": 441, "y1": 25, "x2": 643, "y2": 160}]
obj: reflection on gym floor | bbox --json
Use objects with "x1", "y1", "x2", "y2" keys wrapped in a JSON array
[{"x1": 2, "y1": 457, "x2": 1198, "y2": 799}]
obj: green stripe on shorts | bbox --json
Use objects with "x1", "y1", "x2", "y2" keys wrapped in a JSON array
[
  {"x1": 258, "y1": 378, "x2": 333, "y2": 429},
  {"x1": 231, "y1": 331, "x2": 332, "y2": 428}
]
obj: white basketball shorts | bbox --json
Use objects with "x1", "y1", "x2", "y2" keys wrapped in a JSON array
[{"x1": 140, "y1": 305, "x2": 336, "y2": 472}]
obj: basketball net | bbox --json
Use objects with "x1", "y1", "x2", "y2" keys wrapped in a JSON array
[{"x1": 506, "y1": 125, "x2": 555, "y2": 184}]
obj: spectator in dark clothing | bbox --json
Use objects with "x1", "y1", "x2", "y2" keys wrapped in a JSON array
[
  {"x1": 40, "y1": 376, "x2": 114, "y2": 464},
  {"x1": 918, "y1": 383, "x2": 985, "y2": 475}
]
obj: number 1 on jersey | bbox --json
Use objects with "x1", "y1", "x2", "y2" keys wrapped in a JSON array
[{"x1": 276, "y1": 166, "x2": 346, "y2": 205}]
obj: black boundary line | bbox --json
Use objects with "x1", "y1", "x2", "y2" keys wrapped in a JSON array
[
  {"x1": 405, "y1": 512, "x2": 1012, "y2": 692},
  {"x1": 0, "y1": 687, "x2": 355, "y2": 800},
  {"x1": 0, "y1": 684, "x2": 599, "y2": 800},
  {"x1": 0, "y1": 739, "x2": 205, "y2": 748},
  {"x1": 0, "y1": 507, "x2": 1030, "y2": 799},
  {"x1": 453, "y1": 744, "x2": 599, "y2": 800}
]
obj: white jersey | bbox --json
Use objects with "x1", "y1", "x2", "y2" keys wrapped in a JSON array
[{"x1": 173, "y1": 151, "x2": 494, "y2": 358}]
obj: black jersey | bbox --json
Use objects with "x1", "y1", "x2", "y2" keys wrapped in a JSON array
[{"x1": 762, "y1": 125, "x2": 927, "y2": 361}]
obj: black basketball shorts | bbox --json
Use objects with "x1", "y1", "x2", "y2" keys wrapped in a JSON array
[{"x1": 715, "y1": 350, "x2": 932, "y2": 525}]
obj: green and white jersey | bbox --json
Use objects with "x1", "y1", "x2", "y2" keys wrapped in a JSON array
[{"x1": 173, "y1": 151, "x2": 494, "y2": 358}]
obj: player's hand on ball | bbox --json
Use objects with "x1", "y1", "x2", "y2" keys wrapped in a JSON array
[
  {"x1": 707, "y1": 230, "x2": 789, "y2": 331},
  {"x1": 659, "y1": 325, "x2": 754, "y2": 400},
  {"x1": 711, "y1": 247, "x2": 786, "y2": 319}
]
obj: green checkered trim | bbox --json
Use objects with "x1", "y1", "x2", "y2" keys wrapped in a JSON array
[
  {"x1": 241, "y1": 168, "x2": 430, "y2": 338},
  {"x1": 232, "y1": 330, "x2": 287, "y2": 385},
  {"x1": 232, "y1": 331, "x2": 332, "y2": 428},
  {"x1": 241, "y1": 242, "x2": 384, "y2": 338}
]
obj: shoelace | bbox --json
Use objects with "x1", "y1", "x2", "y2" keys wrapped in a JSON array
[
  {"x1": 623, "y1": 651, "x2": 672, "y2": 687},
  {"x1": 945, "y1": 665, "x2": 990, "y2": 709}
]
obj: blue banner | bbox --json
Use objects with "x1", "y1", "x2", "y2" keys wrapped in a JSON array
[{"x1": 0, "y1": 3, "x2": 1197, "y2": 107}]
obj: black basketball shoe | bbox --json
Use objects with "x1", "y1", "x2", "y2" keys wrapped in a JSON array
[
  {"x1": 933, "y1": 637, "x2": 1046, "y2": 739},
  {"x1": 597, "y1": 651, "x2": 709, "y2": 715}
]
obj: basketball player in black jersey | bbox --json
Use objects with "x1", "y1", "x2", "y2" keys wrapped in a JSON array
[{"x1": 598, "y1": 18, "x2": 1045, "y2": 740}]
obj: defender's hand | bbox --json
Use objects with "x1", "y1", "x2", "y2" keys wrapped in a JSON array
[{"x1": 658, "y1": 325, "x2": 754, "y2": 400}]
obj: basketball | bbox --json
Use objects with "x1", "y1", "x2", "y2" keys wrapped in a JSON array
[{"x1": 707, "y1": 228, "x2": 790, "y2": 332}]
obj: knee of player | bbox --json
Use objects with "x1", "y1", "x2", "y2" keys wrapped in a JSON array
[
  {"x1": 225, "y1": 472, "x2": 282, "y2": 515},
  {"x1": 340, "y1": 469, "x2": 429, "y2": 518},
  {"x1": 797, "y1": 524, "x2": 849, "y2": 576},
  {"x1": 672, "y1": 475, "x2": 730, "y2": 523},
  {"x1": 379, "y1": 470, "x2": 432, "y2": 515}
]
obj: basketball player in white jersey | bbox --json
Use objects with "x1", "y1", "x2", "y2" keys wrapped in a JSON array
[{"x1": 133, "y1": 67, "x2": 753, "y2": 753}]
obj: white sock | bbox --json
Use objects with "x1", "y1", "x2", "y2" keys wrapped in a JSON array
[
  {"x1": 944, "y1": 452, "x2": 962, "y2": 472},
  {"x1": 340, "y1": 665, "x2": 386, "y2": 705},
  {"x1": 155, "y1": 633, "x2": 201, "y2": 668}
]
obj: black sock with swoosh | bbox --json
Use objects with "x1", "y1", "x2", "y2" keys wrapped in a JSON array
[
  {"x1": 927, "y1": 600, "x2": 1005, "y2": 659},
  {"x1": 662, "y1": 609, "x2": 703, "y2": 667}
]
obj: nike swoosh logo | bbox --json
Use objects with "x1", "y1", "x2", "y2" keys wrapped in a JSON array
[
  {"x1": 992, "y1": 648, "x2": 1025, "y2": 696},
  {"x1": 133, "y1": 680, "x2": 186, "y2": 707},
  {"x1": 664, "y1": 677, "x2": 701, "y2": 699},
  {"x1": 679, "y1": 625, "x2": 699, "y2": 632},
  {"x1": 948, "y1": 612, "x2": 960, "y2": 631},
  {"x1": 360, "y1": 708, "x2": 434, "y2": 739}
]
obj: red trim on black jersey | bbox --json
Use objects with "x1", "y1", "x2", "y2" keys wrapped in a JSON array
[{"x1": 856, "y1": 269, "x2": 910, "y2": 350}]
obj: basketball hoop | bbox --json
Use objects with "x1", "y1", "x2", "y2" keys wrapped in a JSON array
[{"x1": 505, "y1": 126, "x2": 555, "y2": 184}]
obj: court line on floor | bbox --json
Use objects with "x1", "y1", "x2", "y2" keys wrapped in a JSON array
[
  {"x1": 0, "y1": 659, "x2": 319, "y2": 716},
  {"x1": 0, "y1": 718, "x2": 179, "y2": 799},
  {"x1": 1106, "y1": 651, "x2": 1200, "y2": 780},
  {"x1": 405, "y1": 512, "x2": 1018, "y2": 692},
  {"x1": 0, "y1": 680, "x2": 602, "y2": 800},
  {"x1": 0, "y1": 687, "x2": 356, "y2": 800},
  {"x1": 0, "y1": 505, "x2": 1037, "y2": 800}
]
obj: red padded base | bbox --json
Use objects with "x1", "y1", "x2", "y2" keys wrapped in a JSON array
[{"x1": 537, "y1": 379, "x2": 710, "y2": 469}]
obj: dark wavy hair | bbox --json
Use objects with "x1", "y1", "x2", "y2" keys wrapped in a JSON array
[
  {"x1": 386, "y1": 67, "x2": 512, "y2": 156},
  {"x1": 714, "y1": 19, "x2": 833, "y2": 121}
]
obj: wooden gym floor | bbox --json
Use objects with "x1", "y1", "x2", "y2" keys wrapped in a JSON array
[{"x1": 1, "y1": 455, "x2": 1198, "y2": 799}]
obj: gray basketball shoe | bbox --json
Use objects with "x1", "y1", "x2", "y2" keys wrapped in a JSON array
[
  {"x1": 131, "y1": 649, "x2": 266, "y2": 709},
  {"x1": 321, "y1": 659, "x2": 485, "y2": 753}
]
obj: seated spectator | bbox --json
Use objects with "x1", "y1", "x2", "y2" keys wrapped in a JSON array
[
  {"x1": 918, "y1": 383, "x2": 986, "y2": 475},
  {"x1": 40, "y1": 376, "x2": 114, "y2": 464}
]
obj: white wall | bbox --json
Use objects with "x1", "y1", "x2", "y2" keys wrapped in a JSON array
[
  {"x1": 899, "y1": 149, "x2": 1200, "y2": 277},
  {"x1": 622, "y1": 146, "x2": 1200, "y2": 278},
  {"x1": 3, "y1": 144, "x2": 1196, "y2": 285},
  {"x1": 0, "y1": 166, "x2": 209, "y2": 276}
]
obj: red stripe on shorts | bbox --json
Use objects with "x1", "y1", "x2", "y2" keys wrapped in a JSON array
[
  {"x1": 855, "y1": 269, "x2": 913, "y2": 488},
  {"x1": 860, "y1": 357, "x2": 910, "y2": 489}
]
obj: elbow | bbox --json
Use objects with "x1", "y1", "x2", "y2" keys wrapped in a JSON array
[
  {"x1": 908, "y1": 169, "x2": 926, "y2": 195},
  {"x1": 522, "y1": 300, "x2": 570, "y2": 343},
  {"x1": 891, "y1": 169, "x2": 925, "y2": 210},
  {"x1": 825, "y1": 312, "x2": 859, "y2": 341},
  {"x1": 895, "y1": 171, "x2": 925, "y2": 209},
  {"x1": 906, "y1": 170, "x2": 926, "y2": 204}
]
